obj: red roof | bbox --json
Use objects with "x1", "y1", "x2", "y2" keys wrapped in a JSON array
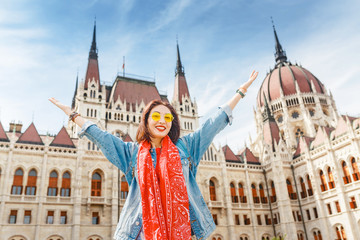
[
  {"x1": 122, "y1": 134, "x2": 133, "y2": 142},
  {"x1": 294, "y1": 136, "x2": 313, "y2": 157},
  {"x1": 257, "y1": 63, "x2": 325, "y2": 106},
  {"x1": 238, "y1": 147, "x2": 260, "y2": 165},
  {"x1": 173, "y1": 74, "x2": 190, "y2": 104},
  {"x1": 222, "y1": 145, "x2": 241, "y2": 162},
  {"x1": 17, "y1": 123, "x2": 44, "y2": 145},
  {"x1": 111, "y1": 77, "x2": 162, "y2": 111},
  {"x1": 0, "y1": 122, "x2": 9, "y2": 142},
  {"x1": 50, "y1": 127, "x2": 75, "y2": 148},
  {"x1": 84, "y1": 58, "x2": 100, "y2": 90},
  {"x1": 263, "y1": 120, "x2": 280, "y2": 147}
]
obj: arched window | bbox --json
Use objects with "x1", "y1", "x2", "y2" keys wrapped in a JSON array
[
  {"x1": 230, "y1": 183, "x2": 238, "y2": 203},
  {"x1": 270, "y1": 181, "x2": 276, "y2": 202},
  {"x1": 91, "y1": 172, "x2": 102, "y2": 196},
  {"x1": 319, "y1": 170, "x2": 328, "y2": 192},
  {"x1": 251, "y1": 184, "x2": 259, "y2": 203},
  {"x1": 351, "y1": 157, "x2": 360, "y2": 181},
  {"x1": 238, "y1": 183, "x2": 247, "y2": 203},
  {"x1": 299, "y1": 177, "x2": 307, "y2": 199},
  {"x1": 60, "y1": 172, "x2": 71, "y2": 197},
  {"x1": 287, "y1": 179, "x2": 297, "y2": 199},
  {"x1": 11, "y1": 168, "x2": 24, "y2": 195},
  {"x1": 307, "y1": 175, "x2": 313, "y2": 196},
  {"x1": 335, "y1": 226, "x2": 347, "y2": 240},
  {"x1": 342, "y1": 161, "x2": 352, "y2": 184},
  {"x1": 259, "y1": 184, "x2": 267, "y2": 203},
  {"x1": 209, "y1": 180, "x2": 216, "y2": 201},
  {"x1": 328, "y1": 167, "x2": 335, "y2": 189},
  {"x1": 25, "y1": 169, "x2": 37, "y2": 195},
  {"x1": 120, "y1": 176, "x2": 128, "y2": 199},
  {"x1": 48, "y1": 170, "x2": 58, "y2": 196}
]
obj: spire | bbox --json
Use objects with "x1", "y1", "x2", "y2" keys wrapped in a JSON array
[
  {"x1": 272, "y1": 18, "x2": 287, "y2": 64},
  {"x1": 71, "y1": 74, "x2": 78, "y2": 109},
  {"x1": 262, "y1": 93, "x2": 280, "y2": 150},
  {"x1": 262, "y1": 94, "x2": 275, "y2": 122},
  {"x1": 175, "y1": 40, "x2": 184, "y2": 76},
  {"x1": 89, "y1": 19, "x2": 98, "y2": 60}
]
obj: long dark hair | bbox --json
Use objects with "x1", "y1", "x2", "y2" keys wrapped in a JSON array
[{"x1": 136, "y1": 100, "x2": 180, "y2": 144}]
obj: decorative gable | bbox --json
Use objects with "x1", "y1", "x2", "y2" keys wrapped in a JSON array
[
  {"x1": 0, "y1": 122, "x2": 9, "y2": 142},
  {"x1": 50, "y1": 127, "x2": 75, "y2": 148},
  {"x1": 17, "y1": 123, "x2": 44, "y2": 145}
]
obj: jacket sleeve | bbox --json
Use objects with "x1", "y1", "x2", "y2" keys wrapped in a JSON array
[
  {"x1": 78, "y1": 121, "x2": 135, "y2": 175},
  {"x1": 182, "y1": 104, "x2": 232, "y2": 168}
]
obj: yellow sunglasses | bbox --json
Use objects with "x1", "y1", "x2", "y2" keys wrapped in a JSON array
[{"x1": 151, "y1": 112, "x2": 174, "y2": 123}]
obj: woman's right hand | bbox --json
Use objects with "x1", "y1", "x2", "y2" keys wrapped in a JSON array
[{"x1": 48, "y1": 97, "x2": 73, "y2": 116}]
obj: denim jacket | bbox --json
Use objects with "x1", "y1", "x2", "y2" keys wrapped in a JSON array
[{"x1": 79, "y1": 105, "x2": 232, "y2": 240}]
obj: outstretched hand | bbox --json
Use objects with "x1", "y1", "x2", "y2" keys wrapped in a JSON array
[
  {"x1": 48, "y1": 97, "x2": 72, "y2": 116},
  {"x1": 239, "y1": 70, "x2": 258, "y2": 92}
]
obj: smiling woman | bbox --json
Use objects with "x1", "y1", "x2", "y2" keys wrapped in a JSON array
[{"x1": 48, "y1": 70, "x2": 258, "y2": 240}]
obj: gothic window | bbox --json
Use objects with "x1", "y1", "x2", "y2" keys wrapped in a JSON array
[
  {"x1": 335, "y1": 226, "x2": 346, "y2": 240},
  {"x1": 238, "y1": 183, "x2": 247, "y2": 203},
  {"x1": 295, "y1": 127, "x2": 304, "y2": 143},
  {"x1": 126, "y1": 115, "x2": 129, "y2": 122},
  {"x1": 9, "y1": 210, "x2": 17, "y2": 224},
  {"x1": 327, "y1": 167, "x2": 335, "y2": 189},
  {"x1": 92, "y1": 212, "x2": 100, "y2": 224},
  {"x1": 319, "y1": 170, "x2": 328, "y2": 192},
  {"x1": 116, "y1": 105, "x2": 121, "y2": 110},
  {"x1": 299, "y1": 177, "x2": 307, "y2": 199},
  {"x1": 306, "y1": 175, "x2": 313, "y2": 196},
  {"x1": 292, "y1": 111, "x2": 299, "y2": 119},
  {"x1": 120, "y1": 176, "x2": 128, "y2": 199},
  {"x1": 209, "y1": 180, "x2": 216, "y2": 201},
  {"x1": 351, "y1": 157, "x2": 360, "y2": 181},
  {"x1": 259, "y1": 184, "x2": 267, "y2": 203},
  {"x1": 94, "y1": 110, "x2": 97, "y2": 118},
  {"x1": 287, "y1": 179, "x2": 297, "y2": 199},
  {"x1": 60, "y1": 171, "x2": 71, "y2": 197},
  {"x1": 24, "y1": 210, "x2": 31, "y2": 224},
  {"x1": 46, "y1": 211, "x2": 54, "y2": 224},
  {"x1": 342, "y1": 161, "x2": 352, "y2": 184},
  {"x1": 270, "y1": 181, "x2": 276, "y2": 202},
  {"x1": 350, "y1": 196, "x2": 357, "y2": 209},
  {"x1": 230, "y1": 183, "x2": 238, "y2": 203},
  {"x1": 309, "y1": 109, "x2": 315, "y2": 117},
  {"x1": 60, "y1": 211, "x2": 67, "y2": 224},
  {"x1": 25, "y1": 169, "x2": 37, "y2": 195},
  {"x1": 11, "y1": 168, "x2": 24, "y2": 195},
  {"x1": 277, "y1": 115, "x2": 283, "y2": 123},
  {"x1": 91, "y1": 172, "x2": 102, "y2": 196},
  {"x1": 133, "y1": 116, "x2": 136, "y2": 122},
  {"x1": 87, "y1": 109, "x2": 89, "y2": 116},
  {"x1": 251, "y1": 184, "x2": 259, "y2": 203},
  {"x1": 109, "y1": 112, "x2": 111, "y2": 119},
  {"x1": 48, "y1": 171, "x2": 58, "y2": 196}
]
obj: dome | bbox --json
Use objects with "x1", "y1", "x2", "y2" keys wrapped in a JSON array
[{"x1": 257, "y1": 62, "x2": 326, "y2": 107}]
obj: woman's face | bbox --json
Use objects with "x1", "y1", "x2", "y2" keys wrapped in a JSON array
[{"x1": 147, "y1": 105, "x2": 173, "y2": 142}]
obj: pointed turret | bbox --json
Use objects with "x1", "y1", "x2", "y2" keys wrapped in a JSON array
[
  {"x1": 71, "y1": 74, "x2": 78, "y2": 109},
  {"x1": 172, "y1": 42, "x2": 190, "y2": 104},
  {"x1": 272, "y1": 20, "x2": 287, "y2": 65},
  {"x1": 84, "y1": 20, "x2": 101, "y2": 90},
  {"x1": 262, "y1": 94, "x2": 280, "y2": 150}
]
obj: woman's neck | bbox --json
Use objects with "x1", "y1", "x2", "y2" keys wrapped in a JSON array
[{"x1": 150, "y1": 137, "x2": 162, "y2": 148}]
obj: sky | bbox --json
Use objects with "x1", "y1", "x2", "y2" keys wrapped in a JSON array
[{"x1": 0, "y1": 0, "x2": 359, "y2": 153}]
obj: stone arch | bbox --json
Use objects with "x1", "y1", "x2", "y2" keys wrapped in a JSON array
[
  {"x1": 8, "y1": 235, "x2": 27, "y2": 240},
  {"x1": 210, "y1": 233, "x2": 224, "y2": 240},
  {"x1": 46, "y1": 235, "x2": 64, "y2": 240},
  {"x1": 87, "y1": 234, "x2": 103, "y2": 240}
]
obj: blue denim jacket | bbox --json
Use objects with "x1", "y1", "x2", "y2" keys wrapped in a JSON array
[{"x1": 79, "y1": 105, "x2": 232, "y2": 240}]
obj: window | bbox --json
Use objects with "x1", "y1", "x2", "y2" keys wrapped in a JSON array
[
  {"x1": 238, "y1": 183, "x2": 247, "y2": 203},
  {"x1": 9, "y1": 210, "x2": 17, "y2": 224},
  {"x1": 259, "y1": 184, "x2": 267, "y2": 203},
  {"x1": 243, "y1": 215, "x2": 250, "y2": 225},
  {"x1": 230, "y1": 183, "x2": 238, "y2": 203},
  {"x1": 313, "y1": 207, "x2": 318, "y2": 218},
  {"x1": 91, "y1": 172, "x2": 102, "y2": 196},
  {"x1": 342, "y1": 161, "x2": 352, "y2": 184},
  {"x1": 300, "y1": 177, "x2": 307, "y2": 198},
  {"x1": 212, "y1": 214, "x2": 218, "y2": 225},
  {"x1": 350, "y1": 196, "x2": 357, "y2": 209},
  {"x1": 265, "y1": 215, "x2": 271, "y2": 225},
  {"x1": 60, "y1": 172, "x2": 71, "y2": 197},
  {"x1": 292, "y1": 111, "x2": 299, "y2": 119},
  {"x1": 335, "y1": 201, "x2": 341, "y2": 213},
  {"x1": 251, "y1": 184, "x2": 259, "y2": 203},
  {"x1": 336, "y1": 226, "x2": 346, "y2": 240},
  {"x1": 328, "y1": 167, "x2": 335, "y2": 189},
  {"x1": 327, "y1": 203, "x2": 332, "y2": 215},
  {"x1": 319, "y1": 170, "x2": 328, "y2": 192},
  {"x1": 235, "y1": 214, "x2": 240, "y2": 225},
  {"x1": 313, "y1": 230, "x2": 323, "y2": 240},
  {"x1": 11, "y1": 168, "x2": 23, "y2": 195},
  {"x1": 46, "y1": 211, "x2": 54, "y2": 224},
  {"x1": 287, "y1": 179, "x2": 297, "y2": 199},
  {"x1": 25, "y1": 169, "x2": 37, "y2": 195},
  {"x1": 24, "y1": 210, "x2": 31, "y2": 224},
  {"x1": 120, "y1": 176, "x2": 129, "y2": 199},
  {"x1": 92, "y1": 212, "x2": 99, "y2": 224},
  {"x1": 270, "y1": 181, "x2": 276, "y2": 202},
  {"x1": 351, "y1": 158, "x2": 360, "y2": 181},
  {"x1": 306, "y1": 175, "x2": 313, "y2": 196},
  {"x1": 48, "y1": 171, "x2": 58, "y2": 196},
  {"x1": 60, "y1": 211, "x2": 67, "y2": 224},
  {"x1": 306, "y1": 209, "x2": 311, "y2": 220},
  {"x1": 277, "y1": 115, "x2": 283, "y2": 123},
  {"x1": 209, "y1": 180, "x2": 216, "y2": 201},
  {"x1": 257, "y1": 215, "x2": 262, "y2": 225}
]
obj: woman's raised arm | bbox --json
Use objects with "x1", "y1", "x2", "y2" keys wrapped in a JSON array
[{"x1": 48, "y1": 97, "x2": 86, "y2": 128}]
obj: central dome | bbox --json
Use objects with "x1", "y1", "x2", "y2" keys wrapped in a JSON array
[{"x1": 257, "y1": 62, "x2": 325, "y2": 107}]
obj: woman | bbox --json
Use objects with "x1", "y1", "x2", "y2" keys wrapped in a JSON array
[{"x1": 49, "y1": 70, "x2": 258, "y2": 240}]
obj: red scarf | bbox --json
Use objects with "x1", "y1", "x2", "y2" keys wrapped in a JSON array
[{"x1": 137, "y1": 135, "x2": 191, "y2": 240}]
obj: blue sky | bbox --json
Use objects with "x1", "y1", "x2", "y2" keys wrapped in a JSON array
[{"x1": 0, "y1": 0, "x2": 359, "y2": 152}]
